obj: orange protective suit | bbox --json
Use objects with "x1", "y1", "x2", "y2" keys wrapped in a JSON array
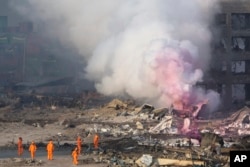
[
  {"x1": 93, "y1": 134, "x2": 99, "y2": 149},
  {"x1": 17, "y1": 137, "x2": 23, "y2": 156},
  {"x1": 46, "y1": 140, "x2": 54, "y2": 160},
  {"x1": 29, "y1": 142, "x2": 37, "y2": 160},
  {"x1": 71, "y1": 147, "x2": 79, "y2": 165},
  {"x1": 77, "y1": 136, "x2": 82, "y2": 154}
]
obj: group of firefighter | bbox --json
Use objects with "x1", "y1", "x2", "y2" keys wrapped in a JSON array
[{"x1": 17, "y1": 133, "x2": 100, "y2": 165}]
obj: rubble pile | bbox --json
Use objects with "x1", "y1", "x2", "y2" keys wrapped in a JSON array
[{"x1": 85, "y1": 102, "x2": 250, "y2": 166}]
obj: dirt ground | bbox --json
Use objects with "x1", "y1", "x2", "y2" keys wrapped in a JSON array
[
  {"x1": 0, "y1": 101, "x2": 123, "y2": 145},
  {"x1": 0, "y1": 156, "x2": 108, "y2": 167},
  {"x1": 0, "y1": 96, "x2": 142, "y2": 166}
]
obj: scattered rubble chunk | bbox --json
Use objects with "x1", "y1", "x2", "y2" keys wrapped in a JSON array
[
  {"x1": 152, "y1": 108, "x2": 169, "y2": 120},
  {"x1": 149, "y1": 115, "x2": 173, "y2": 133},
  {"x1": 200, "y1": 132, "x2": 223, "y2": 148},
  {"x1": 157, "y1": 158, "x2": 205, "y2": 166},
  {"x1": 136, "y1": 121, "x2": 144, "y2": 130},
  {"x1": 136, "y1": 154, "x2": 153, "y2": 167},
  {"x1": 134, "y1": 104, "x2": 154, "y2": 114},
  {"x1": 106, "y1": 99, "x2": 128, "y2": 110},
  {"x1": 121, "y1": 124, "x2": 130, "y2": 130}
]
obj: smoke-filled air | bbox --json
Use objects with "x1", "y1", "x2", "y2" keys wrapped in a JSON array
[{"x1": 13, "y1": 0, "x2": 221, "y2": 112}]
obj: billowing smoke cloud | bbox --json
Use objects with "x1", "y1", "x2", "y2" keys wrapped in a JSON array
[{"x1": 12, "y1": 0, "x2": 221, "y2": 110}]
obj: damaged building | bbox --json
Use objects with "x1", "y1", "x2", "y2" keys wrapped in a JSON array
[
  {"x1": 208, "y1": 0, "x2": 250, "y2": 110},
  {"x1": 0, "y1": 16, "x2": 93, "y2": 94}
]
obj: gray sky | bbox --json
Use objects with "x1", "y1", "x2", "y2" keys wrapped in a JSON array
[{"x1": 0, "y1": 0, "x2": 26, "y2": 26}]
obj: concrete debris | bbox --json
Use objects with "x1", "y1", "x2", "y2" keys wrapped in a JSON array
[
  {"x1": 223, "y1": 140, "x2": 238, "y2": 148},
  {"x1": 106, "y1": 99, "x2": 128, "y2": 109},
  {"x1": 149, "y1": 115, "x2": 173, "y2": 133},
  {"x1": 156, "y1": 158, "x2": 205, "y2": 166},
  {"x1": 163, "y1": 138, "x2": 191, "y2": 147},
  {"x1": 136, "y1": 154, "x2": 153, "y2": 167},
  {"x1": 136, "y1": 121, "x2": 144, "y2": 130},
  {"x1": 51, "y1": 105, "x2": 57, "y2": 110},
  {"x1": 58, "y1": 118, "x2": 70, "y2": 126},
  {"x1": 57, "y1": 132, "x2": 62, "y2": 136},
  {"x1": 134, "y1": 104, "x2": 154, "y2": 114},
  {"x1": 167, "y1": 127, "x2": 178, "y2": 134},
  {"x1": 32, "y1": 122, "x2": 42, "y2": 128},
  {"x1": 223, "y1": 107, "x2": 250, "y2": 130},
  {"x1": 137, "y1": 137, "x2": 160, "y2": 147},
  {"x1": 190, "y1": 138, "x2": 200, "y2": 146},
  {"x1": 200, "y1": 132, "x2": 223, "y2": 148},
  {"x1": 152, "y1": 108, "x2": 170, "y2": 120},
  {"x1": 121, "y1": 124, "x2": 130, "y2": 130},
  {"x1": 238, "y1": 129, "x2": 250, "y2": 135},
  {"x1": 100, "y1": 128, "x2": 110, "y2": 133}
]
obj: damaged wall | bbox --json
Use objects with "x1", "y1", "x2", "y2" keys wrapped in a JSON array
[{"x1": 208, "y1": 0, "x2": 250, "y2": 110}]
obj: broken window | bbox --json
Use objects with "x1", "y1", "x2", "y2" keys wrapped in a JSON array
[
  {"x1": 231, "y1": 61, "x2": 245, "y2": 74},
  {"x1": 222, "y1": 61, "x2": 227, "y2": 72},
  {"x1": 212, "y1": 38, "x2": 227, "y2": 52},
  {"x1": 232, "y1": 13, "x2": 250, "y2": 30},
  {"x1": 245, "y1": 84, "x2": 250, "y2": 101},
  {"x1": 232, "y1": 37, "x2": 250, "y2": 52},
  {"x1": 246, "y1": 60, "x2": 250, "y2": 74},
  {"x1": 217, "y1": 84, "x2": 223, "y2": 94},
  {"x1": 232, "y1": 84, "x2": 246, "y2": 101},
  {"x1": 216, "y1": 84, "x2": 226, "y2": 100}
]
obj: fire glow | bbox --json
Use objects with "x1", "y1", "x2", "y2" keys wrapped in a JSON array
[{"x1": 147, "y1": 40, "x2": 209, "y2": 116}]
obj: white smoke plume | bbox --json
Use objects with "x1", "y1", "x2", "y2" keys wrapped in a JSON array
[{"x1": 12, "y1": 0, "x2": 221, "y2": 110}]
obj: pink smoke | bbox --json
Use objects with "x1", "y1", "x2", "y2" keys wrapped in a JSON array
[
  {"x1": 15, "y1": 0, "x2": 221, "y2": 114},
  {"x1": 150, "y1": 44, "x2": 207, "y2": 113}
]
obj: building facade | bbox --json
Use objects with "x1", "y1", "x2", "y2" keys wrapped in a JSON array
[{"x1": 206, "y1": 1, "x2": 250, "y2": 110}]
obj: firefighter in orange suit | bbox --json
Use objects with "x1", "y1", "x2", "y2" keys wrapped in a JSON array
[
  {"x1": 17, "y1": 137, "x2": 24, "y2": 156},
  {"x1": 29, "y1": 141, "x2": 37, "y2": 160},
  {"x1": 93, "y1": 133, "x2": 99, "y2": 149},
  {"x1": 46, "y1": 139, "x2": 54, "y2": 160},
  {"x1": 71, "y1": 147, "x2": 79, "y2": 165},
  {"x1": 76, "y1": 136, "x2": 82, "y2": 154}
]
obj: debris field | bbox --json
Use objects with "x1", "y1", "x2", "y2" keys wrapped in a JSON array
[{"x1": 0, "y1": 93, "x2": 249, "y2": 167}]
